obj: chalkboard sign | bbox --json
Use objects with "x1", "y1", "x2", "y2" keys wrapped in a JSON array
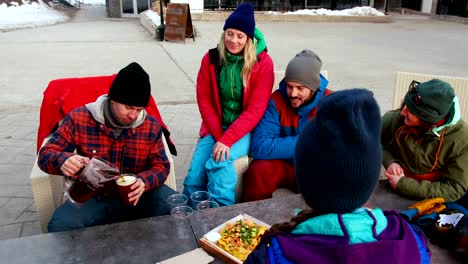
[{"x1": 164, "y1": 3, "x2": 195, "y2": 42}]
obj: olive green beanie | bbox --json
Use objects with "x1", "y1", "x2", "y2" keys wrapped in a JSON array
[{"x1": 404, "y1": 79, "x2": 455, "y2": 124}]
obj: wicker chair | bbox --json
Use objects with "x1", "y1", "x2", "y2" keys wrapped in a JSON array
[
  {"x1": 234, "y1": 70, "x2": 329, "y2": 202},
  {"x1": 31, "y1": 76, "x2": 177, "y2": 233},
  {"x1": 380, "y1": 72, "x2": 468, "y2": 181}
]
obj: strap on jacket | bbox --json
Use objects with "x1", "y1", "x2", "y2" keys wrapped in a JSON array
[{"x1": 403, "y1": 168, "x2": 443, "y2": 182}]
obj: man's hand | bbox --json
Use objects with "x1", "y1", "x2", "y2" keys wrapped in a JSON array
[
  {"x1": 212, "y1": 142, "x2": 230, "y2": 162},
  {"x1": 61, "y1": 155, "x2": 90, "y2": 179},
  {"x1": 128, "y1": 178, "x2": 145, "y2": 206}
]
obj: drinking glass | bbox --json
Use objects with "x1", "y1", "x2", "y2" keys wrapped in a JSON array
[
  {"x1": 196, "y1": 200, "x2": 219, "y2": 234},
  {"x1": 171, "y1": 206, "x2": 193, "y2": 239},
  {"x1": 190, "y1": 191, "x2": 211, "y2": 209},
  {"x1": 196, "y1": 200, "x2": 219, "y2": 211},
  {"x1": 166, "y1": 194, "x2": 188, "y2": 211}
]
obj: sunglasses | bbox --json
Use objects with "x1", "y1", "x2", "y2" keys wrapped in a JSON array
[{"x1": 408, "y1": 80, "x2": 423, "y2": 105}]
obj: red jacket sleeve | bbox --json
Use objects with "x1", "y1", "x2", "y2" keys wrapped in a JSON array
[
  {"x1": 219, "y1": 52, "x2": 275, "y2": 147},
  {"x1": 196, "y1": 53, "x2": 224, "y2": 141}
]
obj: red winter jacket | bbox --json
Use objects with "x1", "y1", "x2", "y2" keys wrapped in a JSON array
[{"x1": 196, "y1": 48, "x2": 274, "y2": 147}]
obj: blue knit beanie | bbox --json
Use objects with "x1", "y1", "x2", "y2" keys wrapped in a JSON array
[
  {"x1": 295, "y1": 89, "x2": 382, "y2": 214},
  {"x1": 223, "y1": 3, "x2": 255, "y2": 39}
]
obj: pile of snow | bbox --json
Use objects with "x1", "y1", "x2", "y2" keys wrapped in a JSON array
[
  {"x1": 268, "y1": 6, "x2": 385, "y2": 16},
  {"x1": 0, "y1": 0, "x2": 68, "y2": 31},
  {"x1": 82, "y1": 0, "x2": 105, "y2": 5},
  {"x1": 145, "y1": 10, "x2": 161, "y2": 27}
]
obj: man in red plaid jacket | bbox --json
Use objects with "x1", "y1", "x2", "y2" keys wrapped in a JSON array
[{"x1": 38, "y1": 62, "x2": 177, "y2": 232}]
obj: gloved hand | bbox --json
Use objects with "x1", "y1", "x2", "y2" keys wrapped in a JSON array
[
  {"x1": 423, "y1": 203, "x2": 446, "y2": 215},
  {"x1": 409, "y1": 198, "x2": 446, "y2": 215},
  {"x1": 401, "y1": 198, "x2": 446, "y2": 221}
]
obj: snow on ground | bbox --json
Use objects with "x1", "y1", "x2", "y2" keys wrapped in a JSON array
[
  {"x1": 268, "y1": 6, "x2": 385, "y2": 16},
  {"x1": 145, "y1": 6, "x2": 385, "y2": 24},
  {"x1": 0, "y1": 0, "x2": 68, "y2": 31},
  {"x1": 145, "y1": 10, "x2": 162, "y2": 26},
  {"x1": 82, "y1": 0, "x2": 105, "y2": 5},
  {"x1": 1, "y1": 4, "x2": 385, "y2": 32}
]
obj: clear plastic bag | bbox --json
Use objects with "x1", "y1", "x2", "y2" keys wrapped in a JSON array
[{"x1": 78, "y1": 156, "x2": 120, "y2": 190}]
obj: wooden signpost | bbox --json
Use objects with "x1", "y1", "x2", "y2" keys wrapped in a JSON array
[{"x1": 164, "y1": 3, "x2": 195, "y2": 43}]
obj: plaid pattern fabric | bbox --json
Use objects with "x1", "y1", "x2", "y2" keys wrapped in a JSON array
[{"x1": 38, "y1": 106, "x2": 170, "y2": 191}]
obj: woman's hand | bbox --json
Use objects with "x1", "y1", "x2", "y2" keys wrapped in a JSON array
[
  {"x1": 385, "y1": 163, "x2": 405, "y2": 189},
  {"x1": 386, "y1": 162, "x2": 404, "y2": 176},
  {"x1": 387, "y1": 173, "x2": 404, "y2": 189},
  {"x1": 213, "y1": 142, "x2": 230, "y2": 162},
  {"x1": 61, "y1": 155, "x2": 90, "y2": 179}
]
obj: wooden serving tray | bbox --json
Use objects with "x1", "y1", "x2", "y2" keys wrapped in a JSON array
[
  {"x1": 198, "y1": 214, "x2": 270, "y2": 264},
  {"x1": 199, "y1": 237, "x2": 242, "y2": 264}
]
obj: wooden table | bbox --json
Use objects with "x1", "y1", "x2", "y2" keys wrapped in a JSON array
[
  {"x1": 0, "y1": 214, "x2": 198, "y2": 264},
  {"x1": 189, "y1": 180, "x2": 464, "y2": 264},
  {"x1": 0, "y1": 181, "x2": 464, "y2": 263}
]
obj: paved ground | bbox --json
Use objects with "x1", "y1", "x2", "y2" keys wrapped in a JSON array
[{"x1": 0, "y1": 5, "x2": 468, "y2": 240}]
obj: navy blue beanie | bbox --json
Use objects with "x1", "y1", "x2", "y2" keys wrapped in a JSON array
[
  {"x1": 108, "y1": 62, "x2": 151, "y2": 107},
  {"x1": 223, "y1": 3, "x2": 255, "y2": 39},
  {"x1": 295, "y1": 89, "x2": 382, "y2": 214}
]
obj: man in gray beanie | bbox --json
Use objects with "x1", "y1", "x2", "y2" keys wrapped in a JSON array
[
  {"x1": 38, "y1": 62, "x2": 177, "y2": 232},
  {"x1": 382, "y1": 78, "x2": 468, "y2": 201},
  {"x1": 241, "y1": 49, "x2": 332, "y2": 202}
]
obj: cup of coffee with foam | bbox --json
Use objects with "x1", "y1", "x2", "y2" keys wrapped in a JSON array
[{"x1": 116, "y1": 173, "x2": 137, "y2": 206}]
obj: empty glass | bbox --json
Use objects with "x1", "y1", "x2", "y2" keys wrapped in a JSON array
[
  {"x1": 196, "y1": 201, "x2": 219, "y2": 234},
  {"x1": 196, "y1": 200, "x2": 219, "y2": 211},
  {"x1": 171, "y1": 205, "x2": 194, "y2": 239},
  {"x1": 166, "y1": 194, "x2": 188, "y2": 211},
  {"x1": 190, "y1": 191, "x2": 211, "y2": 209}
]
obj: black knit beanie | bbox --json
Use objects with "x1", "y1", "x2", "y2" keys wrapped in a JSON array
[
  {"x1": 285, "y1": 49, "x2": 322, "y2": 91},
  {"x1": 295, "y1": 89, "x2": 382, "y2": 214},
  {"x1": 108, "y1": 62, "x2": 151, "y2": 107},
  {"x1": 223, "y1": 3, "x2": 255, "y2": 39},
  {"x1": 404, "y1": 79, "x2": 455, "y2": 124}
]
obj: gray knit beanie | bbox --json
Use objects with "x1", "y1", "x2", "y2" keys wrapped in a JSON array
[
  {"x1": 285, "y1": 49, "x2": 322, "y2": 91},
  {"x1": 404, "y1": 79, "x2": 455, "y2": 124}
]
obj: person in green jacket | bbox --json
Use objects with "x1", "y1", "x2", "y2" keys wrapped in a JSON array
[{"x1": 382, "y1": 79, "x2": 468, "y2": 201}]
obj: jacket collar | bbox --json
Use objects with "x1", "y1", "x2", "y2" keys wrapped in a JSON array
[{"x1": 278, "y1": 74, "x2": 329, "y2": 115}]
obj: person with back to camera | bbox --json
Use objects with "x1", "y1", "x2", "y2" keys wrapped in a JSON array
[
  {"x1": 38, "y1": 62, "x2": 177, "y2": 232},
  {"x1": 245, "y1": 89, "x2": 430, "y2": 264},
  {"x1": 183, "y1": 3, "x2": 274, "y2": 206},
  {"x1": 241, "y1": 49, "x2": 332, "y2": 202},
  {"x1": 382, "y1": 79, "x2": 468, "y2": 201}
]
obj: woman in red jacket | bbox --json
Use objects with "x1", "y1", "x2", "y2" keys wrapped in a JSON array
[{"x1": 183, "y1": 3, "x2": 274, "y2": 206}]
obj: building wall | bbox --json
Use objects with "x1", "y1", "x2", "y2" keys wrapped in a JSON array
[
  {"x1": 108, "y1": 0, "x2": 122, "y2": 17},
  {"x1": 431, "y1": 0, "x2": 438, "y2": 13},
  {"x1": 422, "y1": 0, "x2": 433, "y2": 12}
]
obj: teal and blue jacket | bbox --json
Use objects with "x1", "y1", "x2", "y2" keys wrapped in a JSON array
[{"x1": 251, "y1": 75, "x2": 331, "y2": 160}]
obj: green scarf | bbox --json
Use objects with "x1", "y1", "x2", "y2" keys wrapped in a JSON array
[{"x1": 219, "y1": 52, "x2": 244, "y2": 126}]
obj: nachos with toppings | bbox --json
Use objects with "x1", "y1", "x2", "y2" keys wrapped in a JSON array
[{"x1": 217, "y1": 219, "x2": 267, "y2": 261}]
